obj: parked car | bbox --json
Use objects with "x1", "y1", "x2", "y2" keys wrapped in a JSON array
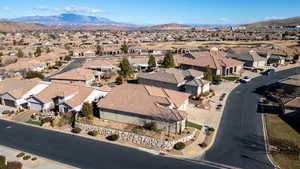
[
  {"x1": 263, "y1": 69, "x2": 276, "y2": 76},
  {"x1": 240, "y1": 76, "x2": 252, "y2": 83}
]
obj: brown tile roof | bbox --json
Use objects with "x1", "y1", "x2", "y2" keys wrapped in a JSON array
[
  {"x1": 285, "y1": 97, "x2": 300, "y2": 108},
  {"x1": 0, "y1": 78, "x2": 40, "y2": 99},
  {"x1": 279, "y1": 74, "x2": 300, "y2": 87},
  {"x1": 50, "y1": 68, "x2": 95, "y2": 81},
  {"x1": 83, "y1": 59, "x2": 117, "y2": 69},
  {"x1": 97, "y1": 84, "x2": 188, "y2": 122},
  {"x1": 175, "y1": 48, "x2": 243, "y2": 69},
  {"x1": 33, "y1": 82, "x2": 94, "y2": 108}
]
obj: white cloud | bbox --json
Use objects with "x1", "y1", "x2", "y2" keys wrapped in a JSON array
[
  {"x1": 265, "y1": 16, "x2": 283, "y2": 20},
  {"x1": 33, "y1": 5, "x2": 105, "y2": 14}
]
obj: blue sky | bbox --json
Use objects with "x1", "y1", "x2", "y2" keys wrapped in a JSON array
[{"x1": 0, "y1": 0, "x2": 299, "y2": 25}]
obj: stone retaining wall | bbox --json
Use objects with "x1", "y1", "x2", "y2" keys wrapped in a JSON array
[{"x1": 75, "y1": 122, "x2": 196, "y2": 150}]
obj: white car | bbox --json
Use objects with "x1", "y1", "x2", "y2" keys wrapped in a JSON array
[{"x1": 240, "y1": 76, "x2": 252, "y2": 83}]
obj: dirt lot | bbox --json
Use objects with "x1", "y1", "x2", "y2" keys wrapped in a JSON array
[{"x1": 265, "y1": 113, "x2": 300, "y2": 169}]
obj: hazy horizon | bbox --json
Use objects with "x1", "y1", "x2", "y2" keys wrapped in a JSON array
[{"x1": 0, "y1": 0, "x2": 299, "y2": 25}]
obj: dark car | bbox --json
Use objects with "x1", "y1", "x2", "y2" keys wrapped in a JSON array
[{"x1": 264, "y1": 69, "x2": 276, "y2": 75}]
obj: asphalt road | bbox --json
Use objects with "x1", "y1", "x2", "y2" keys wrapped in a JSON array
[
  {"x1": 0, "y1": 120, "x2": 225, "y2": 169},
  {"x1": 204, "y1": 66, "x2": 300, "y2": 169},
  {"x1": 44, "y1": 58, "x2": 86, "y2": 81}
]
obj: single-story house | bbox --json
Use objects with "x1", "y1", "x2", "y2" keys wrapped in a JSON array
[
  {"x1": 0, "y1": 78, "x2": 50, "y2": 109},
  {"x1": 128, "y1": 56, "x2": 157, "y2": 72},
  {"x1": 83, "y1": 59, "x2": 118, "y2": 72},
  {"x1": 284, "y1": 97, "x2": 300, "y2": 114},
  {"x1": 228, "y1": 48, "x2": 267, "y2": 68},
  {"x1": 28, "y1": 82, "x2": 107, "y2": 113},
  {"x1": 278, "y1": 74, "x2": 300, "y2": 96},
  {"x1": 175, "y1": 47, "x2": 244, "y2": 76},
  {"x1": 138, "y1": 68, "x2": 209, "y2": 96},
  {"x1": 49, "y1": 68, "x2": 100, "y2": 86},
  {"x1": 97, "y1": 84, "x2": 190, "y2": 134}
]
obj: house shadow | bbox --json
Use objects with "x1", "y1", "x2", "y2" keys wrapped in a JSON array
[
  {"x1": 257, "y1": 104, "x2": 282, "y2": 115},
  {"x1": 280, "y1": 111, "x2": 300, "y2": 133}
]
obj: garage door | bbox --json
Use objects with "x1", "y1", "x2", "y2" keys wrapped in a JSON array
[
  {"x1": 29, "y1": 102, "x2": 42, "y2": 111},
  {"x1": 3, "y1": 99, "x2": 16, "y2": 107}
]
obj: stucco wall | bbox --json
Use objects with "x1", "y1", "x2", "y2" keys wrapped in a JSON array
[{"x1": 99, "y1": 109, "x2": 186, "y2": 134}]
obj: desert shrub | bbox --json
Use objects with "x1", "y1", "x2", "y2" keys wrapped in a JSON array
[
  {"x1": 209, "y1": 127, "x2": 215, "y2": 132},
  {"x1": 25, "y1": 71, "x2": 44, "y2": 79},
  {"x1": 41, "y1": 117, "x2": 53, "y2": 126},
  {"x1": 174, "y1": 142, "x2": 186, "y2": 150},
  {"x1": 6, "y1": 161, "x2": 23, "y2": 169},
  {"x1": 16, "y1": 152, "x2": 25, "y2": 158},
  {"x1": 88, "y1": 130, "x2": 98, "y2": 136},
  {"x1": 199, "y1": 143, "x2": 207, "y2": 148},
  {"x1": 51, "y1": 118, "x2": 65, "y2": 127},
  {"x1": 0, "y1": 155, "x2": 6, "y2": 168},
  {"x1": 132, "y1": 126, "x2": 143, "y2": 134},
  {"x1": 31, "y1": 157, "x2": 37, "y2": 161},
  {"x1": 23, "y1": 155, "x2": 31, "y2": 160},
  {"x1": 149, "y1": 122, "x2": 158, "y2": 131},
  {"x1": 71, "y1": 127, "x2": 81, "y2": 134},
  {"x1": 106, "y1": 134, "x2": 119, "y2": 141}
]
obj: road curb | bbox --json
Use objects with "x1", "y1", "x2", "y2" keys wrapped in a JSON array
[{"x1": 261, "y1": 113, "x2": 281, "y2": 169}]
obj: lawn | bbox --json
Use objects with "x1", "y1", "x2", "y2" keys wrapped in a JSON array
[
  {"x1": 223, "y1": 76, "x2": 239, "y2": 81},
  {"x1": 25, "y1": 120, "x2": 41, "y2": 126},
  {"x1": 265, "y1": 114, "x2": 300, "y2": 169},
  {"x1": 186, "y1": 121, "x2": 202, "y2": 130}
]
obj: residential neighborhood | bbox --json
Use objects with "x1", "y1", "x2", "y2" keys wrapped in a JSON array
[{"x1": 0, "y1": 1, "x2": 300, "y2": 169}]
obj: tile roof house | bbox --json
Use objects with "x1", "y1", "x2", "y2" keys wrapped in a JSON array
[
  {"x1": 27, "y1": 82, "x2": 107, "y2": 113},
  {"x1": 175, "y1": 47, "x2": 244, "y2": 76},
  {"x1": 49, "y1": 68, "x2": 100, "y2": 86},
  {"x1": 278, "y1": 74, "x2": 300, "y2": 96},
  {"x1": 138, "y1": 68, "x2": 209, "y2": 96},
  {"x1": 0, "y1": 78, "x2": 49, "y2": 108},
  {"x1": 284, "y1": 97, "x2": 300, "y2": 114},
  {"x1": 83, "y1": 59, "x2": 118, "y2": 72},
  {"x1": 97, "y1": 83, "x2": 190, "y2": 134},
  {"x1": 228, "y1": 48, "x2": 267, "y2": 68}
]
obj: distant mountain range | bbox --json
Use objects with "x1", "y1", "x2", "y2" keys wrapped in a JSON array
[
  {"x1": 141, "y1": 23, "x2": 192, "y2": 30},
  {"x1": 4, "y1": 13, "x2": 122, "y2": 26},
  {"x1": 246, "y1": 16, "x2": 300, "y2": 28},
  {"x1": 0, "y1": 14, "x2": 299, "y2": 31}
]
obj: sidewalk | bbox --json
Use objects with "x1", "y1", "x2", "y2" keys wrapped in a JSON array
[{"x1": 0, "y1": 145, "x2": 77, "y2": 169}]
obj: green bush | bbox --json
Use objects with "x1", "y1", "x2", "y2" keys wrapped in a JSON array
[
  {"x1": 88, "y1": 130, "x2": 98, "y2": 136},
  {"x1": 31, "y1": 157, "x2": 37, "y2": 161},
  {"x1": 25, "y1": 120, "x2": 41, "y2": 126},
  {"x1": 209, "y1": 127, "x2": 215, "y2": 132},
  {"x1": 71, "y1": 127, "x2": 81, "y2": 134},
  {"x1": 186, "y1": 121, "x2": 202, "y2": 130},
  {"x1": 16, "y1": 152, "x2": 25, "y2": 158},
  {"x1": 25, "y1": 71, "x2": 44, "y2": 79},
  {"x1": 41, "y1": 117, "x2": 53, "y2": 126},
  {"x1": 174, "y1": 142, "x2": 186, "y2": 150},
  {"x1": 23, "y1": 155, "x2": 31, "y2": 160},
  {"x1": 0, "y1": 155, "x2": 6, "y2": 168},
  {"x1": 51, "y1": 118, "x2": 65, "y2": 127},
  {"x1": 149, "y1": 122, "x2": 158, "y2": 131},
  {"x1": 6, "y1": 161, "x2": 23, "y2": 169},
  {"x1": 106, "y1": 134, "x2": 119, "y2": 141}
]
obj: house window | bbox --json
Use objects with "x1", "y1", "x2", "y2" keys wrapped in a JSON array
[{"x1": 234, "y1": 66, "x2": 237, "y2": 72}]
